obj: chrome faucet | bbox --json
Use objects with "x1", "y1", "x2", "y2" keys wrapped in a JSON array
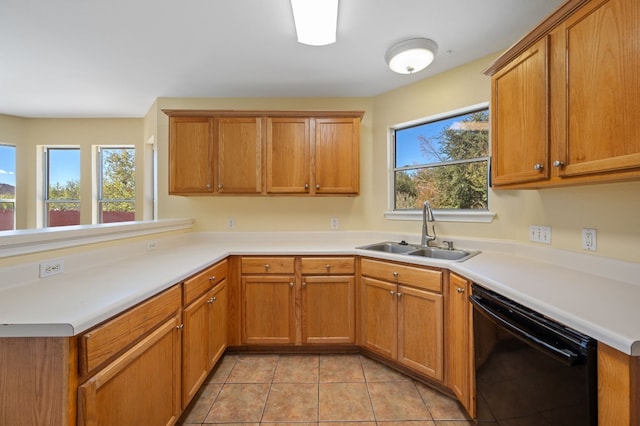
[{"x1": 421, "y1": 201, "x2": 437, "y2": 248}]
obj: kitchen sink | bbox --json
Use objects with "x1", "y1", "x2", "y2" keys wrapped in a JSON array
[
  {"x1": 356, "y1": 241, "x2": 419, "y2": 254},
  {"x1": 406, "y1": 247, "x2": 479, "y2": 261},
  {"x1": 358, "y1": 241, "x2": 479, "y2": 262}
]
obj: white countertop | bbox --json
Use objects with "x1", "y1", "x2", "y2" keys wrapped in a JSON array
[{"x1": 1, "y1": 231, "x2": 639, "y2": 356}]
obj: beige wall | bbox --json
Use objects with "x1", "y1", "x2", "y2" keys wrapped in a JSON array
[
  {"x1": 3, "y1": 51, "x2": 639, "y2": 263},
  {"x1": 0, "y1": 116, "x2": 144, "y2": 228}
]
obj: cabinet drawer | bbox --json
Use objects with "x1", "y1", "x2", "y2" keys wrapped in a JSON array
[
  {"x1": 241, "y1": 257, "x2": 295, "y2": 274},
  {"x1": 361, "y1": 258, "x2": 442, "y2": 293},
  {"x1": 183, "y1": 259, "x2": 227, "y2": 306},
  {"x1": 79, "y1": 285, "x2": 181, "y2": 376},
  {"x1": 301, "y1": 257, "x2": 355, "y2": 275}
]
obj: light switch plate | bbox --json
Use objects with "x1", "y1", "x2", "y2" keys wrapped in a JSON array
[
  {"x1": 529, "y1": 225, "x2": 551, "y2": 244},
  {"x1": 582, "y1": 228, "x2": 597, "y2": 251}
]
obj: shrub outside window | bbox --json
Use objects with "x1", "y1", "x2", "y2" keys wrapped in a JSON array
[
  {"x1": 98, "y1": 147, "x2": 135, "y2": 224},
  {"x1": 394, "y1": 107, "x2": 489, "y2": 211}
]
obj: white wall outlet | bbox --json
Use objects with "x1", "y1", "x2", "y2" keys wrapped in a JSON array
[
  {"x1": 40, "y1": 259, "x2": 65, "y2": 278},
  {"x1": 529, "y1": 225, "x2": 551, "y2": 244},
  {"x1": 330, "y1": 218, "x2": 339, "y2": 230},
  {"x1": 582, "y1": 228, "x2": 597, "y2": 251},
  {"x1": 227, "y1": 218, "x2": 235, "y2": 229},
  {"x1": 146, "y1": 240, "x2": 157, "y2": 251}
]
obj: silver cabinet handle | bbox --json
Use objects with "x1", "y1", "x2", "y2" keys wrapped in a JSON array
[
  {"x1": 209, "y1": 276, "x2": 216, "y2": 282},
  {"x1": 553, "y1": 160, "x2": 565, "y2": 167},
  {"x1": 456, "y1": 287, "x2": 465, "y2": 294},
  {"x1": 176, "y1": 324, "x2": 184, "y2": 330},
  {"x1": 533, "y1": 163, "x2": 544, "y2": 171},
  {"x1": 207, "y1": 297, "x2": 215, "y2": 304}
]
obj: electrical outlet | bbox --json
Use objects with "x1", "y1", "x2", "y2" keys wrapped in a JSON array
[
  {"x1": 582, "y1": 228, "x2": 597, "y2": 251},
  {"x1": 529, "y1": 225, "x2": 551, "y2": 244},
  {"x1": 330, "y1": 218, "x2": 339, "y2": 230},
  {"x1": 227, "y1": 218, "x2": 235, "y2": 229},
  {"x1": 40, "y1": 259, "x2": 65, "y2": 278},
  {"x1": 146, "y1": 240, "x2": 157, "y2": 251}
]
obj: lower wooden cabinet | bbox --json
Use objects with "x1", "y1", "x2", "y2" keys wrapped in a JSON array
[
  {"x1": 77, "y1": 314, "x2": 182, "y2": 426},
  {"x1": 361, "y1": 258, "x2": 444, "y2": 381},
  {"x1": 446, "y1": 272, "x2": 475, "y2": 417}
]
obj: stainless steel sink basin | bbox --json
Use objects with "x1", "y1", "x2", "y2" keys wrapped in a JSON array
[
  {"x1": 406, "y1": 247, "x2": 479, "y2": 261},
  {"x1": 358, "y1": 241, "x2": 479, "y2": 262},
  {"x1": 357, "y1": 241, "x2": 419, "y2": 254}
]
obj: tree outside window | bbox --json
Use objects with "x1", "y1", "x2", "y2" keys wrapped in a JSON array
[
  {"x1": 45, "y1": 148, "x2": 81, "y2": 227},
  {"x1": 99, "y1": 147, "x2": 135, "y2": 223},
  {"x1": 394, "y1": 108, "x2": 489, "y2": 210}
]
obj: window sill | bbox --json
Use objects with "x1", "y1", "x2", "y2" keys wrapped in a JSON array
[{"x1": 384, "y1": 210, "x2": 496, "y2": 223}]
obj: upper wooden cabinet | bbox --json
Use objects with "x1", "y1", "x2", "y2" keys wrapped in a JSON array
[
  {"x1": 486, "y1": 0, "x2": 640, "y2": 188},
  {"x1": 165, "y1": 110, "x2": 363, "y2": 196}
]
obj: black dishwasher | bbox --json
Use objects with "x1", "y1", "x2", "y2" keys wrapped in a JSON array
[{"x1": 470, "y1": 284, "x2": 597, "y2": 425}]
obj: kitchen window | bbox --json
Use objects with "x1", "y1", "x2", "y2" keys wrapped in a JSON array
[
  {"x1": 44, "y1": 147, "x2": 81, "y2": 227},
  {"x1": 0, "y1": 144, "x2": 16, "y2": 231},
  {"x1": 386, "y1": 103, "x2": 494, "y2": 223},
  {"x1": 97, "y1": 146, "x2": 135, "y2": 224}
]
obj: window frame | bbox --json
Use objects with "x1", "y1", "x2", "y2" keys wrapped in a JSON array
[
  {"x1": 385, "y1": 102, "x2": 495, "y2": 223},
  {"x1": 43, "y1": 146, "x2": 81, "y2": 228},
  {"x1": 0, "y1": 143, "x2": 16, "y2": 231},
  {"x1": 96, "y1": 145, "x2": 136, "y2": 224}
]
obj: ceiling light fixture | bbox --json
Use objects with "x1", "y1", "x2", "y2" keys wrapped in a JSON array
[
  {"x1": 290, "y1": 0, "x2": 339, "y2": 46},
  {"x1": 385, "y1": 38, "x2": 438, "y2": 74}
]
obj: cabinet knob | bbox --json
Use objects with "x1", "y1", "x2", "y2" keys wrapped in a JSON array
[
  {"x1": 316, "y1": 184, "x2": 320, "y2": 189},
  {"x1": 397, "y1": 292, "x2": 402, "y2": 298},
  {"x1": 456, "y1": 287, "x2": 465, "y2": 294},
  {"x1": 553, "y1": 160, "x2": 565, "y2": 168},
  {"x1": 176, "y1": 324, "x2": 184, "y2": 330},
  {"x1": 289, "y1": 282, "x2": 294, "y2": 287},
  {"x1": 265, "y1": 264, "x2": 270, "y2": 270},
  {"x1": 217, "y1": 183, "x2": 223, "y2": 190},
  {"x1": 302, "y1": 281, "x2": 307, "y2": 287},
  {"x1": 389, "y1": 290, "x2": 395, "y2": 296},
  {"x1": 533, "y1": 163, "x2": 544, "y2": 171},
  {"x1": 206, "y1": 183, "x2": 211, "y2": 189},
  {"x1": 209, "y1": 276, "x2": 216, "y2": 282},
  {"x1": 325, "y1": 264, "x2": 331, "y2": 271},
  {"x1": 392, "y1": 272, "x2": 399, "y2": 278},
  {"x1": 304, "y1": 183, "x2": 309, "y2": 189},
  {"x1": 207, "y1": 297, "x2": 215, "y2": 304}
]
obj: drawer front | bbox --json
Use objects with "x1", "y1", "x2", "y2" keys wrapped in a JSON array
[
  {"x1": 183, "y1": 259, "x2": 228, "y2": 306},
  {"x1": 79, "y1": 285, "x2": 181, "y2": 376},
  {"x1": 361, "y1": 258, "x2": 442, "y2": 292},
  {"x1": 301, "y1": 257, "x2": 355, "y2": 275},
  {"x1": 241, "y1": 257, "x2": 295, "y2": 274}
]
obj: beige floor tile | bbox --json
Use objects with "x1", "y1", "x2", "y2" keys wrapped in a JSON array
[
  {"x1": 273, "y1": 354, "x2": 319, "y2": 383},
  {"x1": 208, "y1": 354, "x2": 239, "y2": 383},
  {"x1": 226, "y1": 354, "x2": 278, "y2": 383},
  {"x1": 377, "y1": 422, "x2": 436, "y2": 426},
  {"x1": 319, "y1": 382, "x2": 375, "y2": 421},
  {"x1": 414, "y1": 382, "x2": 469, "y2": 421},
  {"x1": 204, "y1": 383, "x2": 270, "y2": 423},
  {"x1": 360, "y1": 356, "x2": 411, "y2": 382},
  {"x1": 180, "y1": 382, "x2": 222, "y2": 423},
  {"x1": 262, "y1": 383, "x2": 319, "y2": 422},
  {"x1": 319, "y1": 354, "x2": 365, "y2": 382},
  {"x1": 320, "y1": 423, "x2": 377, "y2": 426},
  {"x1": 368, "y1": 381, "x2": 432, "y2": 421}
]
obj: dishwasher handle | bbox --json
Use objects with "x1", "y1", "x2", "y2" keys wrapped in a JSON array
[{"x1": 470, "y1": 294, "x2": 580, "y2": 366}]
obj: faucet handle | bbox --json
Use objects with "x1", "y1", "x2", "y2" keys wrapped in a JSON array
[{"x1": 442, "y1": 240, "x2": 454, "y2": 250}]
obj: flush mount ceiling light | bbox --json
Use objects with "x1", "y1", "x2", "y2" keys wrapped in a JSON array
[
  {"x1": 290, "y1": 0, "x2": 339, "y2": 46},
  {"x1": 385, "y1": 38, "x2": 438, "y2": 74}
]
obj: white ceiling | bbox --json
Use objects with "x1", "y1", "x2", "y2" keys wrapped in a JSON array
[{"x1": 0, "y1": 0, "x2": 564, "y2": 118}]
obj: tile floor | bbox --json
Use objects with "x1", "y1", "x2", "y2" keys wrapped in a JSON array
[{"x1": 178, "y1": 353, "x2": 475, "y2": 425}]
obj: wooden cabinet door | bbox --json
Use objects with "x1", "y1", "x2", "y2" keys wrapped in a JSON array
[
  {"x1": 77, "y1": 315, "x2": 182, "y2": 426},
  {"x1": 397, "y1": 285, "x2": 443, "y2": 380},
  {"x1": 208, "y1": 279, "x2": 227, "y2": 367},
  {"x1": 182, "y1": 291, "x2": 210, "y2": 408},
  {"x1": 242, "y1": 275, "x2": 295, "y2": 344},
  {"x1": 491, "y1": 37, "x2": 549, "y2": 186},
  {"x1": 446, "y1": 273, "x2": 475, "y2": 417},
  {"x1": 361, "y1": 276, "x2": 397, "y2": 359},
  {"x1": 169, "y1": 116, "x2": 215, "y2": 194},
  {"x1": 313, "y1": 117, "x2": 360, "y2": 194},
  {"x1": 301, "y1": 275, "x2": 355, "y2": 344},
  {"x1": 266, "y1": 117, "x2": 310, "y2": 193},
  {"x1": 217, "y1": 117, "x2": 263, "y2": 193},
  {"x1": 553, "y1": 0, "x2": 640, "y2": 178}
]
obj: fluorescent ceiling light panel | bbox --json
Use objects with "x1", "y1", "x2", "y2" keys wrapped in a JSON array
[{"x1": 291, "y1": 0, "x2": 339, "y2": 46}]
